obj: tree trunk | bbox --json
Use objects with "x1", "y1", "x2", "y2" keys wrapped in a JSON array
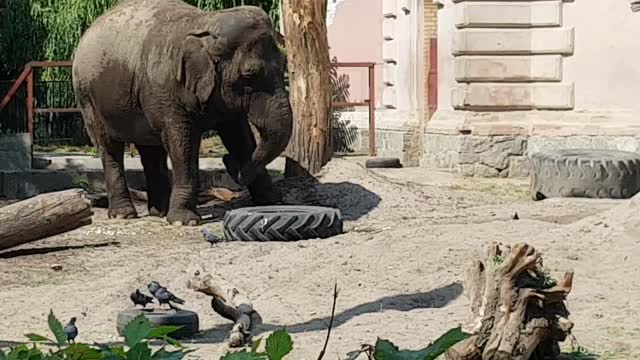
[
  {"x1": 0, "y1": 189, "x2": 93, "y2": 251},
  {"x1": 281, "y1": 0, "x2": 332, "y2": 178}
]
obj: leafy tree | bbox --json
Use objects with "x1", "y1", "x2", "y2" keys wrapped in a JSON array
[{"x1": 0, "y1": 0, "x2": 280, "y2": 80}]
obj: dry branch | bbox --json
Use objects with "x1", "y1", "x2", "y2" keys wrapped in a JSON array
[
  {"x1": 0, "y1": 189, "x2": 93, "y2": 251},
  {"x1": 187, "y1": 265, "x2": 262, "y2": 347},
  {"x1": 446, "y1": 242, "x2": 574, "y2": 360}
]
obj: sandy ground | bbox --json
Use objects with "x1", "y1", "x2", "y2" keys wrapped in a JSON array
[{"x1": 0, "y1": 157, "x2": 638, "y2": 359}]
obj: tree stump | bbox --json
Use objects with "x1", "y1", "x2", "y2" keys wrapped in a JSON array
[
  {"x1": 445, "y1": 242, "x2": 574, "y2": 360},
  {"x1": 0, "y1": 189, "x2": 93, "y2": 251},
  {"x1": 187, "y1": 265, "x2": 262, "y2": 347}
]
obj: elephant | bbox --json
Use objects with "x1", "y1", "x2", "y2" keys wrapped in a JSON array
[{"x1": 72, "y1": 0, "x2": 293, "y2": 226}]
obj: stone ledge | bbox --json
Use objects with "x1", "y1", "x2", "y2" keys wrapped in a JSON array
[
  {"x1": 452, "y1": 28, "x2": 574, "y2": 55},
  {"x1": 451, "y1": 83, "x2": 574, "y2": 110},
  {"x1": 455, "y1": 1, "x2": 562, "y2": 28},
  {"x1": 421, "y1": 132, "x2": 640, "y2": 178},
  {"x1": 426, "y1": 109, "x2": 640, "y2": 137},
  {"x1": 454, "y1": 55, "x2": 562, "y2": 82}
]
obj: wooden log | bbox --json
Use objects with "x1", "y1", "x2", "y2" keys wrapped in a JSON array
[
  {"x1": 0, "y1": 189, "x2": 93, "y2": 251},
  {"x1": 186, "y1": 265, "x2": 262, "y2": 347}
]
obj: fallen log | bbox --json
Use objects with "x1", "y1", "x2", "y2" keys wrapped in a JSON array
[
  {"x1": 445, "y1": 242, "x2": 574, "y2": 360},
  {"x1": 187, "y1": 265, "x2": 262, "y2": 347},
  {"x1": 0, "y1": 189, "x2": 93, "y2": 251}
]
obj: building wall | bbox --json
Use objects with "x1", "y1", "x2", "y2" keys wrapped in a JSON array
[{"x1": 422, "y1": 0, "x2": 640, "y2": 177}]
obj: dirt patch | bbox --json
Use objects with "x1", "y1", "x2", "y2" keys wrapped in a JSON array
[{"x1": 0, "y1": 157, "x2": 636, "y2": 359}]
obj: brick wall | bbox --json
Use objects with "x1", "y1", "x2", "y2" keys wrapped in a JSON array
[{"x1": 423, "y1": 1, "x2": 438, "y2": 120}]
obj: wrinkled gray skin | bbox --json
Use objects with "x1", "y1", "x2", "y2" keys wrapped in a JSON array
[{"x1": 72, "y1": 0, "x2": 292, "y2": 226}]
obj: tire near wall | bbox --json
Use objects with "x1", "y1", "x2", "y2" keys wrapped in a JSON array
[{"x1": 530, "y1": 149, "x2": 640, "y2": 201}]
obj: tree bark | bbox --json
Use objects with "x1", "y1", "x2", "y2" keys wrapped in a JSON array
[
  {"x1": 281, "y1": 0, "x2": 332, "y2": 177},
  {"x1": 0, "y1": 189, "x2": 93, "y2": 251}
]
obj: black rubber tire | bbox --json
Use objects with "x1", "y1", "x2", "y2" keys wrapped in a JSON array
[
  {"x1": 365, "y1": 157, "x2": 403, "y2": 169},
  {"x1": 116, "y1": 309, "x2": 199, "y2": 339},
  {"x1": 223, "y1": 205, "x2": 343, "y2": 241},
  {"x1": 529, "y1": 149, "x2": 640, "y2": 201}
]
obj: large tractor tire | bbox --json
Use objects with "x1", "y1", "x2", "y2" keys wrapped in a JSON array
[
  {"x1": 223, "y1": 205, "x2": 343, "y2": 241},
  {"x1": 529, "y1": 149, "x2": 640, "y2": 200}
]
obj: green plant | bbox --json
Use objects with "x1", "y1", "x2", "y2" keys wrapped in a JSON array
[
  {"x1": 346, "y1": 327, "x2": 470, "y2": 360},
  {"x1": 0, "y1": 309, "x2": 193, "y2": 360},
  {"x1": 221, "y1": 329, "x2": 293, "y2": 360}
]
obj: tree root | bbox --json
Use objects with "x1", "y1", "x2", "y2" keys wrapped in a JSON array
[
  {"x1": 186, "y1": 265, "x2": 262, "y2": 347},
  {"x1": 446, "y1": 243, "x2": 574, "y2": 360}
]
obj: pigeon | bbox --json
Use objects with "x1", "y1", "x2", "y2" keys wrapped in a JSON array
[
  {"x1": 201, "y1": 228, "x2": 222, "y2": 247},
  {"x1": 512, "y1": 212, "x2": 519, "y2": 220},
  {"x1": 148, "y1": 281, "x2": 185, "y2": 310},
  {"x1": 64, "y1": 317, "x2": 78, "y2": 343},
  {"x1": 130, "y1": 289, "x2": 155, "y2": 308}
]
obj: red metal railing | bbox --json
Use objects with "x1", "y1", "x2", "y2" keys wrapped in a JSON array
[
  {"x1": 1, "y1": 60, "x2": 377, "y2": 155},
  {"x1": 0, "y1": 61, "x2": 77, "y2": 140},
  {"x1": 331, "y1": 62, "x2": 376, "y2": 156},
  {"x1": 427, "y1": 39, "x2": 438, "y2": 118}
]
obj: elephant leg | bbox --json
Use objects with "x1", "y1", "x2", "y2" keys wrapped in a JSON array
[
  {"x1": 137, "y1": 145, "x2": 171, "y2": 217},
  {"x1": 101, "y1": 140, "x2": 138, "y2": 219},
  {"x1": 161, "y1": 117, "x2": 201, "y2": 226},
  {"x1": 217, "y1": 120, "x2": 281, "y2": 205}
]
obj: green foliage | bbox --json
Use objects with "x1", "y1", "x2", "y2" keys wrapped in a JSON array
[
  {"x1": 221, "y1": 329, "x2": 293, "y2": 360},
  {"x1": 0, "y1": 0, "x2": 280, "y2": 80},
  {"x1": 1, "y1": 310, "x2": 191, "y2": 360},
  {"x1": 372, "y1": 327, "x2": 470, "y2": 360}
]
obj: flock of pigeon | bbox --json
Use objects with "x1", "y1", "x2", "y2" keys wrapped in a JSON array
[
  {"x1": 63, "y1": 281, "x2": 187, "y2": 342},
  {"x1": 130, "y1": 281, "x2": 186, "y2": 310},
  {"x1": 63, "y1": 230, "x2": 220, "y2": 342}
]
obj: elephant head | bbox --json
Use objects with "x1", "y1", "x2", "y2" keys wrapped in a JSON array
[{"x1": 176, "y1": 7, "x2": 292, "y2": 186}]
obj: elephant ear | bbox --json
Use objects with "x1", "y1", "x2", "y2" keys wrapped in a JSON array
[{"x1": 176, "y1": 30, "x2": 226, "y2": 104}]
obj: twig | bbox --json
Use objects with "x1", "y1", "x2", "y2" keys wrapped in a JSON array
[{"x1": 317, "y1": 281, "x2": 339, "y2": 360}]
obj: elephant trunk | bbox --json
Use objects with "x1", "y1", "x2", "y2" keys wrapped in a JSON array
[{"x1": 238, "y1": 88, "x2": 292, "y2": 185}]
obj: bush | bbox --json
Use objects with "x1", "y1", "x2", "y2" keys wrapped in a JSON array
[
  {"x1": 0, "y1": 310, "x2": 469, "y2": 360},
  {"x1": 0, "y1": 309, "x2": 193, "y2": 360}
]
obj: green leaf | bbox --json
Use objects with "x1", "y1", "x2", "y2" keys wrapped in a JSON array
[
  {"x1": 47, "y1": 310, "x2": 68, "y2": 347},
  {"x1": 126, "y1": 343, "x2": 152, "y2": 360},
  {"x1": 220, "y1": 350, "x2": 264, "y2": 360},
  {"x1": 161, "y1": 336, "x2": 184, "y2": 349},
  {"x1": 265, "y1": 329, "x2": 293, "y2": 360},
  {"x1": 147, "y1": 326, "x2": 182, "y2": 340},
  {"x1": 0, "y1": 349, "x2": 6, "y2": 360},
  {"x1": 64, "y1": 344, "x2": 102, "y2": 360},
  {"x1": 373, "y1": 327, "x2": 470, "y2": 360},
  {"x1": 150, "y1": 347, "x2": 195, "y2": 360},
  {"x1": 24, "y1": 333, "x2": 52, "y2": 343},
  {"x1": 251, "y1": 337, "x2": 263, "y2": 354},
  {"x1": 123, "y1": 315, "x2": 154, "y2": 348},
  {"x1": 101, "y1": 347, "x2": 127, "y2": 360}
]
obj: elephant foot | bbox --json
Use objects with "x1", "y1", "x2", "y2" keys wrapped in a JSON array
[
  {"x1": 166, "y1": 208, "x2": 201, "y2": 226},
  {"x1": 148, "y1": 207, "x2": 168, "y2": 218},
  {"x1": 108, "y1": 205, "x2": 138, "y2": 219}
]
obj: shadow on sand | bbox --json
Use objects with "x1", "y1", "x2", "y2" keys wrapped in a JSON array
[
  {"x1": 0, "y1": 241, "x2": 120, "y2": 259},
  {"x1": 198, "y1": 165, "x2": 382, "y2": 223},
  {"x1": 191, "y1": 282, "x2": 463, "y2": 344}
]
